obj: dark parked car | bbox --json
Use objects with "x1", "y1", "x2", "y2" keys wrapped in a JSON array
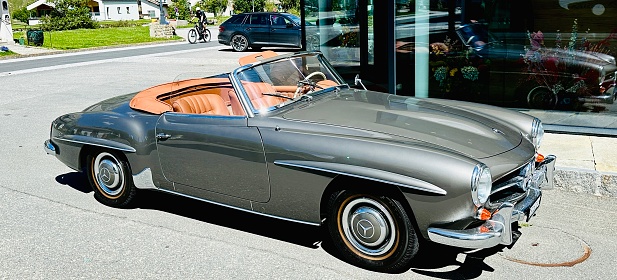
[
  {"x1": 45, "y1": 51, "x2": 555, "y2": 272},
  {"x1": 218, "y1": 12, "x2": 305, "y2": 52}
]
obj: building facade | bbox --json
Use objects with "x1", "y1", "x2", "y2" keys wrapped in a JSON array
[{"x1": 302, "y1": 0, "x2": 617, "y2": 135}]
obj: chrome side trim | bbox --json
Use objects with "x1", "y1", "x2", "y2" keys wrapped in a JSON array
[
  {"x1": 53, "y1": 135, "x2": 136, "y2": 153},
  {"x1": 157, "y1": 188, "x2": 321, "y2": 226},
  {"x1": 132, "y1": 168, "x2": 157, "y2": 190},
  {"x1": 275, "y1": 160, "x2": 447, "y2": 195}
]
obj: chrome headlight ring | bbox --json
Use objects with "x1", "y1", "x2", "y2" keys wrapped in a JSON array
[
  {"x1": 471, "y1": 164, "x2": 492, "y2": 207},
  {"x1": 531, "y1": 118, "x2": 544, "y2": 150}
]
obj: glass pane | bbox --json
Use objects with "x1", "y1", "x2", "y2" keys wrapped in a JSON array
[{"x1": 305, "y1": 0, "x2": 361, "y2": 68}]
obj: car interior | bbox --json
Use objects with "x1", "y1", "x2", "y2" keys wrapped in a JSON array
[{"x1": 129, "y1": 52, "x2": 340, "y2": 116}]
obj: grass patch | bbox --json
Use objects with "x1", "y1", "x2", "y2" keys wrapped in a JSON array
[
  {"x1": 0, "y1": 50, "x2": 17, "y2": 57},
  {"x1": 14, "y1": 25, "x2": 181, "y2": 50}
]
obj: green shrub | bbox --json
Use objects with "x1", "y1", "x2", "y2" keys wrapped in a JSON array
[{"x1": 40, "y1": 0, "x2": 98, "y2": 31}]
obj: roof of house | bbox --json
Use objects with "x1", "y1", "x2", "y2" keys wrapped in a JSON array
[{"x1": 26, "y1": 0, "x2": 54, "y2": 10}]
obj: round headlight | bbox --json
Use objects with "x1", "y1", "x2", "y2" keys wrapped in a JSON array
[
  {"x1": 471, "y1": 164, "x2": 492, "y2": 207},
  {"x1": 531, "y1": 118, "x2": 544, "y2": 149}
]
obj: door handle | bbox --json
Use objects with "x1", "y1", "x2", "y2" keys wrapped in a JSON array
[{"x1": 156, "y1": 133, "x2": 171, "y2": 140}]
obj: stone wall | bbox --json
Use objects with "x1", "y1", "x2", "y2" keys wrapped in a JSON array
[{"x1": 149, "y1": 23, "x2": 175, "y2": 39}]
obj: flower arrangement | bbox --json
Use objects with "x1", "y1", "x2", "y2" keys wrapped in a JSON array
[{"x1": 429, "y1": 36, "x2": 489, "y2": 98}]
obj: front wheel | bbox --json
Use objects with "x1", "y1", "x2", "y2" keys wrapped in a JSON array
[
  {"x1": 187, "y1": 29, "x2": 198, "y2": 44},
  {"x1": 326, "y1": 190, "x2": 419, "y2": 273},
  {"x1": 231, "y1": 34, "x2": 249, "y2": 52},
  {"x1": 87, "y1": 150, "x2": 137, "y2": 208},
  {"x1": 527, "y1": 86, "x2": 557, "y2": 109},
  {"x1": 201, "y1": 29, "x2": 212, "y2": 43}
]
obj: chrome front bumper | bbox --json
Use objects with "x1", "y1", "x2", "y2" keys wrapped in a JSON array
[{"x1": 427, "y1": 155, "x2": 556, "y2": 249}]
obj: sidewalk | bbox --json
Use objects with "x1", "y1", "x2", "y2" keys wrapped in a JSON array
[
  {"x1": 0, "y1": 27, "x2": 196, "y2": 57},
  {"x1": 539, "y1": 133, "x2": 617, "y2": 197},
  {"x1": 0, "y1": 41, "x2": 60, "y2": 56}
]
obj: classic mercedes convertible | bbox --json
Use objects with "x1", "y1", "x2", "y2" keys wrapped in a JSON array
[{"x1": 45, "y1": 51, "x2": 556, "y2": 272}]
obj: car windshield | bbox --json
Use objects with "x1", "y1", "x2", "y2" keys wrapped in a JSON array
[
  {"x1": 286, "y1": 14, "x2": 301, "y2": 25},
  {"x1": 234, "y1": 52, "x2": 346, "y2": 113},
  {"x1": 456, "y1": 23, "x2": 499, "y2": 47}
]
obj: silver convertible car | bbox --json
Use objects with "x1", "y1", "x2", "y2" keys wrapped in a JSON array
[{"x1": 45, "y1": 51, "x2": 556, "y2": 272}]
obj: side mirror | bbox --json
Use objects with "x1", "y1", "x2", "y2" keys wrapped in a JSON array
[{"x1": 354, "y1": 74, "x2": 367, "y2": 90}]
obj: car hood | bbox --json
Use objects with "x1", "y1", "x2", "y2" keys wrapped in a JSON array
[{"x1": 281, "y1": 90, "x2": 523, "y2": 159}]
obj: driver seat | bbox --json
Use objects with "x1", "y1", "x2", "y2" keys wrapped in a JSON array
[{"x1": 243, "y1": 82, "x2": 284, "y2": 109}]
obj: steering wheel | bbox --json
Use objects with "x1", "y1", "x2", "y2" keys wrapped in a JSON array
[{"x1": 294, "y1": 71, "x2": 327, "y2": 98}]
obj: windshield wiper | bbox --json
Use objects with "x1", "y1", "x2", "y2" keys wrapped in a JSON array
[{"x1": 263, "y1": 92, "x2": 294, "y2": 100}]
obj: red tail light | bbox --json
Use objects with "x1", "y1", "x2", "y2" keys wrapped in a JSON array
[{"x1": 219, "y1": 26, "x2": 225, "y2": 32}]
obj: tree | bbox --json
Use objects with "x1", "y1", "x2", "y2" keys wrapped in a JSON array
[
  {"x1": 279, "y1": 0, "x2": 299, "y2": 11},
  {"x1": 11, "y1": 7, "x2": 30, "y2": 23},
  {"x1": 202, "y1": 0, "x2": 228, "y2": 17},
  {"x1": 232, "y1": 0, "x2": 266, "y2": 13},
  {"x1": 170, "y1": 0, "x2": 191, "y2": 20},
  {"x1": 39, "y1": 0, "x2": 97, "y2": 31}
]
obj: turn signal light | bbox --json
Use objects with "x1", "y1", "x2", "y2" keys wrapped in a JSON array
[
  {"x1": 536, "y1": 153, "x2": 545, "y2": 162},
  {"x1": 477, "y1": 208, "x2": 492, "y2": 220}
]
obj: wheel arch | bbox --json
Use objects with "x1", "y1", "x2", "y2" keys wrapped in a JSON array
[{"x1": 78, "y1": 142, "x2": 134, "y2": 172}]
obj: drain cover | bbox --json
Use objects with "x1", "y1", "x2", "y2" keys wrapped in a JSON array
[{"x1": 499, "y1": 226, "x2": 591, "y2": 267}]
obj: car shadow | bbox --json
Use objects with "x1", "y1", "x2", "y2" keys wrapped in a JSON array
[
  {"x1": 57, "y1": 172, "x2": 503, "y2": 275},
  {"x1": 55, "y1": 172, "x2": 91, "y2": 193},
  {"x1": 407, "y1": 243, "x2": 505, "y2": 278},
  {"x1": 135, "y1": 190, "x2": 323, "y2": 249}
]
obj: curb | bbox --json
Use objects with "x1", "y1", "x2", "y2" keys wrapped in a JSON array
[{"x1": 554, "y1": 167, "x2": 617, "y2": 197}]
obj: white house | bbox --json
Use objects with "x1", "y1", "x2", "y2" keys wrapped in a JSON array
[
  {"x1": 1, "y1": 0, "x2": 14, "y2": 43},
  {"x1": 100, "y1": 0, "x2": 139, "y2": 20},
  {"x1": 26, "y1": 0, "x2": 168, "y2": 25}
]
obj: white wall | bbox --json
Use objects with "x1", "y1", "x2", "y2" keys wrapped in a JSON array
[
  {"x1": 0, "y1": 0, "x2": 13, "y2": 43},
  {"x1": 101, "y1": 1, "x2": 139, "y2": 21},
  {"x1": 141, "y1": 1, "x2": 164, "y2": 20}
]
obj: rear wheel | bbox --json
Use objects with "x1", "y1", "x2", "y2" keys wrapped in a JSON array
[
  {"x1": 87, "y1": 150, "x2": 137, "y2": 208},
  {"x1": 201, "y1": 29, "x2": 212, "y2": 43},
  {"x1": 231, "y1": 34, "x2": 249, "y2": 52},
  {"x1": 326, "y1": 189, "x2": 419, "y2": 272},
  {"x1": 187, "y1": 29, "x2": 198, "y2": 44}
]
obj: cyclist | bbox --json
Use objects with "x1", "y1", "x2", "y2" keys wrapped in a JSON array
[{"x1": 194, "y1": 7, "x2": 208, "y2": 39}]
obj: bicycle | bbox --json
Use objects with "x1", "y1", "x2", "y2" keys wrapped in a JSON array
[{"x1": 188, "y1": 23, "x2": 211, "y2": 44}]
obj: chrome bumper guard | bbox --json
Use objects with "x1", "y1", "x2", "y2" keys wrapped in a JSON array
[
  {"x1": 44, "y1": 139, "x2": 57, "y2": 155},
  {"x1": 427, "y1": 155, "x2": 556, "y2": 249}
]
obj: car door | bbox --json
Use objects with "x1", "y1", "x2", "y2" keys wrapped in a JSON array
[
  {"x1": 155, "y1": 113, "x2": 270, "y2": 202},
  {"x1": 269, "y1": 14, "x2": 301, "y2": 47},
  {"x1": 245, "y1": 13, "x2": 270, "y2": 45}
]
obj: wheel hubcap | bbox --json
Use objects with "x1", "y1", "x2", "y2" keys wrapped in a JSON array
[
  {"x1": 232, "y1": 36, "x2": 246, "y2": 50},
  {"x1": 341, "y1": 197, "x2": 396, "y2": 256},
  {"x1": 94, "y1": 153, "x2": 124, "y2": 197}
]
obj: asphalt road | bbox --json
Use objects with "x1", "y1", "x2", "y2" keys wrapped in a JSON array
[{"x1": 1, "y1": 43, "x2": 616, "y2": 279}]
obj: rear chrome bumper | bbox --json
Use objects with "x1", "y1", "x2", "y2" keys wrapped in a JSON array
[
  {"x1": 427, "y1": 155, "x2": 556, "y2": 249},
  {"x1": 44, "y1": 139, "x2": 57, "y2": 155}
]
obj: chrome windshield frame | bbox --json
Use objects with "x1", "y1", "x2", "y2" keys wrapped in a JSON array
[{"x1": 229, "y1": 51, "x2": 348, "y2": 117}]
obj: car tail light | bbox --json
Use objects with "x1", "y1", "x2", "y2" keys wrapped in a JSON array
[{"x1": 219, "y1": 26, "x2": 225, "y2": 32}]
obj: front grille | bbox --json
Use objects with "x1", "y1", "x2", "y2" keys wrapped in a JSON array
[{"x1": 486, "y1": 161, "x2": 534, "y2": 209}]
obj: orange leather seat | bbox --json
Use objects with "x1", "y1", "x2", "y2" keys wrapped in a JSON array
[
  {"x1": 243, "y1": 82, "x2": 284, "y2": 110},
  {"x1": 172, "y1": 94, "x2": 230, "y2": 115}
]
